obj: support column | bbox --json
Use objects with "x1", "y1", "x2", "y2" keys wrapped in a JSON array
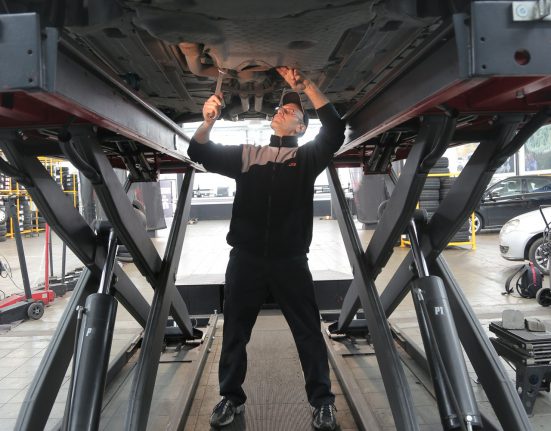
[
  {"x1": 434, "y1": 257, "x2": 532, "y2": 431},
  {"x1": 72, "y1": 128, "x2": 194, "y2": 337},
  {"x1": 336, "y1": 115, "x2": 456, "y2": 331},
  {"x1": 328, "y1": 163, "x2": 419, "y2": 431},
  {"x1": 15, "y1": 270, "x2": 96, "y2": 431},
  {"x1": 125, "y1": 169, "x2": 195, "y2": 431},
  {"x1": 378, "y1": 111, "x2": 551, "y2": 430}
]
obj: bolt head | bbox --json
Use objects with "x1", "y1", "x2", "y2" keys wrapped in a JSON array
[{"x1": 516, "y1": 5, "x2": 528, "y2": 17}]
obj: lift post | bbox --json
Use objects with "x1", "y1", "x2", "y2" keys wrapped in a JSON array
[
  {"x1": 407, "y1": 214, "x2": 481, "y2": 430},
  {"x1": 64, "y1": 228, "x2": 119, "y2": 431}
]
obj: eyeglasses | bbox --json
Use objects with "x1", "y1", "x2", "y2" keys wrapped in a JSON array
[{"x1": 275, "y1": 106, "x2": 302, "y2": 119}]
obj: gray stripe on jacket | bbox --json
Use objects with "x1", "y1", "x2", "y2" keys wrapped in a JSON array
[{"x1": 241, "y1": 145, "x2": 298, "y2": 173}]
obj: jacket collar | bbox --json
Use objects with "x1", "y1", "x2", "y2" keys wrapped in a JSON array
[{"x1": 269, "y1": 135, "x2": 298, "y2": 148}]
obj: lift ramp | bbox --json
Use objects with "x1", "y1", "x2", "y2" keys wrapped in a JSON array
[
  {"x1": 93, "y1": 312, "x2": 361, "y2": 431},
  {"x1": 79, "y1": 310, "x2": 447, "y2": 431}
]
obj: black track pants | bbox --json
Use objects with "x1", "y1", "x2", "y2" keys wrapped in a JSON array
[{"x1": 218, "y1": 248, "x2": 334, "y2": 408}]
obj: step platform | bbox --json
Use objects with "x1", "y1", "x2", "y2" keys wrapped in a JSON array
[
  {"x1": 176, "y1": 270, "x2": 353, "y2": 315},
  {"x1": 489, "y1": 321, "x2": 551, "y2": 414}
]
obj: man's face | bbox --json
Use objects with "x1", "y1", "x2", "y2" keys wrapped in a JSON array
[{"x1": 270, "y1": 103, "x2": 305, "y2": 136}]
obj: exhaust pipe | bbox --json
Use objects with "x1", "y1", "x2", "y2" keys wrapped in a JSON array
[{"x1": 178, "y1": 42, "x2": 219, "y2": 78}]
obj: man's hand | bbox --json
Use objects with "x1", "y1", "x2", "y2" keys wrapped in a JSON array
[
  {"x1": 276, "y1": 67, "x2": 329, "y2": 110},
  {"x1": 203, "y1": 94, "x2": 223, "y2": 124},
  {"x1": 193, "y1": 94, "x2": 222, "y2": 143},
  {"x1": 276, "y1": 67, "x2": 311, "y2": 92}
]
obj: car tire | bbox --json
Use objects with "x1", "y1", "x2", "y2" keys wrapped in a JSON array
[
  {"x1": 439, "y1": 188, "x2": 451, "y2": 200},
  {"x1": 424, "y1": 178, "x2": 440, "y2": 190},
  {"x1": 469, "y1": 213, "x2": 483, "y2": 235},
  {"x1": 419, "y1": 200, "x2": 439, "y2": 212},
  {"x1": 528, "y1": 237, "x2": 550, "y2": 275},
  {"x1": 377, "y1": 200, "x2": 389, "y2": 220},
  {"x1": 434, "y1": 157, "x2": 449, "y2": 169},
  {"x1": 440, "y1": 177, "x2": 455, "y2": 189},
  {"x1": 452, "y1": 233, "x2": 470, "y2": 242},
  {"x1": 456, "y1": 222, "x2": 470, "y2": 234},
  {"x1": 420, "y1": 189, "x2": 440, "y2": 201}
]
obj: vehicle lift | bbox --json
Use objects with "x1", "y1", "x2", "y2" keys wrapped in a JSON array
[
  {"x1": 1, "y1": 2, "x2": 551, "y2": 430},
  {"x1": 0, "y1": 195, "x2": 54, "y2": 323}
]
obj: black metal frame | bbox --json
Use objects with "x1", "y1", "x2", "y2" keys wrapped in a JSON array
[
  {"x1": 64, "y1": 229, "x2": 119, "y2": 431},
  {"x1": 328, "y1": 113, "x2": 551, "y2": 431},
  {"x1": 407, "y1": 216, "x2": 481, "y2": 430},
  {"x1": 0, "y1": 129, "x2": 200, "y2": 431},
  {"x1": 334, "y1": 115, "x2": 456, "y2": 333},
  {"x1": 327, "y1": 114, "x2": 456, "y2": 431},
  {"x1": 325, "y1": 5, "x2": 551, "y2": 428},
  {"x1": 125, "y1": 168, "x2": 197, "y2": 430},
  {"x1": 0, "y1": 2, "x2": 550, "y2": 430},
  {"x1": 0, "y1": 13, "x2": 202, "y2": 429}
]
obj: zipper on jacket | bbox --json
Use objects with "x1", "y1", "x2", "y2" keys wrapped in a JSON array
[{"x1": 264, "y1": 137, "x2": 282, "y2": 256}]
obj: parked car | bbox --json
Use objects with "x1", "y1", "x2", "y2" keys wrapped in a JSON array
[
  {"x1": 499, "y1": 206, "x2": 551, "y2": 274},
  {"x1": 472, "y1": 175, "x2": 551, "y2": 234}
]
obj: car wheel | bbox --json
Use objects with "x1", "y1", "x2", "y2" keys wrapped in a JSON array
[
  {"x1": 528, "y1": 237, "x2": 550, "y2": 275},
  {"x1": 469, "y1": 213, "x2": 483, "y2": 234}
]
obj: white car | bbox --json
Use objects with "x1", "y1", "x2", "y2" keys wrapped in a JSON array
[{"x1": 499, "y1": 207, "x2": 551, "y2": 274}]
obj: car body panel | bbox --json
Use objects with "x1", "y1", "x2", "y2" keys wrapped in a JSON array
[{"x1": 499, "y1": 206, "x2": 551, "y2": 261}]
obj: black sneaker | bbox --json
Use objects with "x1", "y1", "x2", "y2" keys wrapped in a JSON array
[
  {"x1": 312, "y1": 403, "x2": 337, "y2": 430},
  {"x1": 209, "y1": 397, "x2": 245, "y2": 428}
]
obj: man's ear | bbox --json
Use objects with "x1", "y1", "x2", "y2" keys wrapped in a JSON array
[{"x1": 296, "y1": 123, "x2": 306, "y2": 135}]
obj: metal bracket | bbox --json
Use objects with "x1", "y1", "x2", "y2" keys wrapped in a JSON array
[
  {"x1": 0, "y1": 13, "x2": 45, "y2": 91},
  {"x1": 512, "y1": 1, "x2": 551, "y2": 20},
  {"x1": 458, "y1": 2, "x2": 551, "y2": 76}
]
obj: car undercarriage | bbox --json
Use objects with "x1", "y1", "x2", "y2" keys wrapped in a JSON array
[{"x1": 3, "y1": 0, "x2": 550, "y2": 170}]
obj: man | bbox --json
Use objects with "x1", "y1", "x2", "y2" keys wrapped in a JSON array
[{"x1": 187, "y1": 67, "x2": 345, "y2": 430}]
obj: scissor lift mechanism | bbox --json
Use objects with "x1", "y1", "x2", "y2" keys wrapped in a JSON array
[{"x1": 1, "y1": 2, "x2": 551, "y2": 430}]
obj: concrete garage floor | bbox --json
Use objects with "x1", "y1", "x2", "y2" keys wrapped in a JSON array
[{"x1": 0, "y1": 219, "x2": 550, "y2": 430}]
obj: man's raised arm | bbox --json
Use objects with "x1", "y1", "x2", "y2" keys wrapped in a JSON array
[{"x1": 187, "y1": 94, "x2": 242, "y2": 179}]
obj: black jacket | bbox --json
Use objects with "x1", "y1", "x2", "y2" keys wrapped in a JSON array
[{"x1": 187, "y1": 103, "x2": 345, "y2": 257}]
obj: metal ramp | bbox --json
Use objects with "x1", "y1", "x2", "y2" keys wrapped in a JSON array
[
  {"x1": 93, "y1": 311, "x2": 365, "y2": 431},
  {"x1": 96, "y1": 316, "x2": 217, "y2": 431},
  {"x1": 190, "y1": 311, "x2": 336, "y2": 431}
]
